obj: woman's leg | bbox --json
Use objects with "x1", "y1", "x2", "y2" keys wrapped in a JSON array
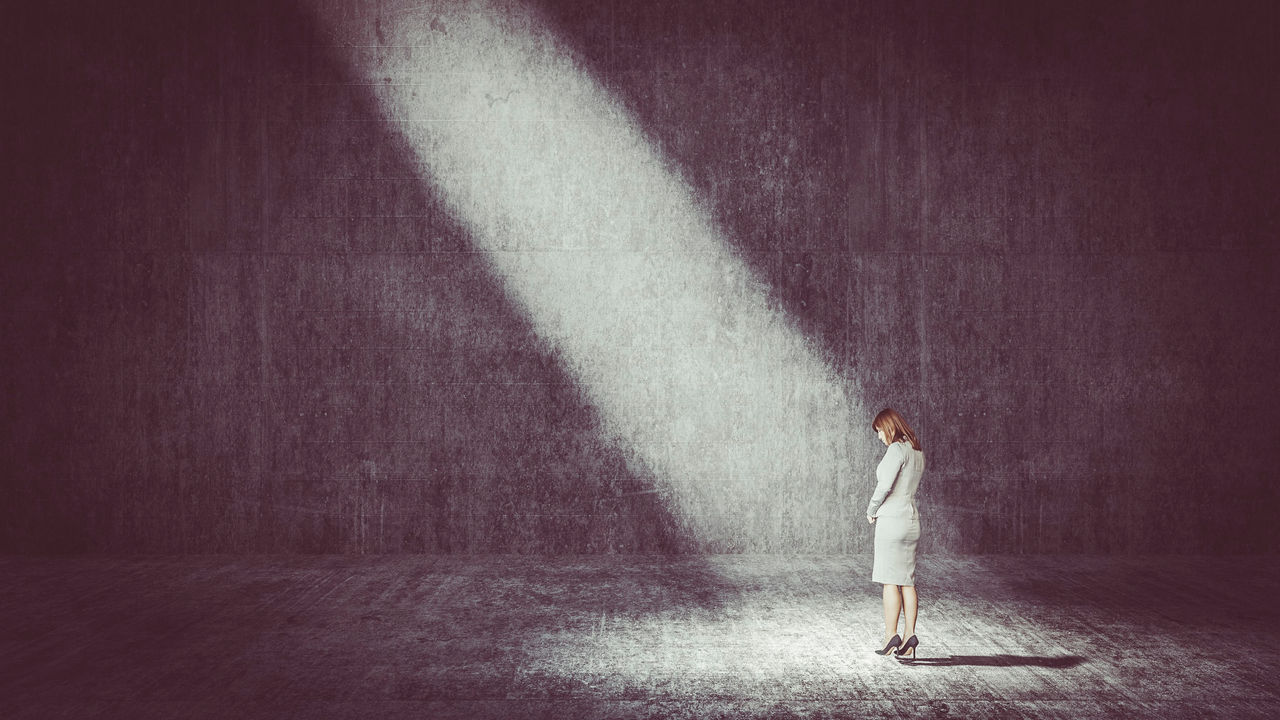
[
  {"x1": 882, "y1": 584, "x2": 902, "y2": 642},
  {"x1": 901, "y1": 585, "x2": 918, "y2": 639}
]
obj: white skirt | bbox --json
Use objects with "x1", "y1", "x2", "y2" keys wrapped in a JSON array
[{"x1": 872, "y1": 511, "x2": 921, "y2": 586}]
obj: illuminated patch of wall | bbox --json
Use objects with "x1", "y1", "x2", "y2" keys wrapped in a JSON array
[{"x1": 308, "y1": 0, "x2": 867, "y2": 550}]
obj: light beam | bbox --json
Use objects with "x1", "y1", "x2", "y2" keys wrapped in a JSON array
[{"x1": 309, "y1": 0, "x2": 867, "y2": 550}]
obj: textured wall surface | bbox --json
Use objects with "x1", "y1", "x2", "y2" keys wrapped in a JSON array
[{"x1": 2, "y1": 0, "x2": 1277, "y2": 553}]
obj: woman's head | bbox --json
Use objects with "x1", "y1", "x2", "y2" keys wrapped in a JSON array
[{"x1": 872, "y1": 408, "x2": 921, "y2": 451}]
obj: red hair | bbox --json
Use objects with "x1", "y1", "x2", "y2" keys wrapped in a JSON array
[{"x1": 873, "y1": 408, "x2": 921, "y2": 451}]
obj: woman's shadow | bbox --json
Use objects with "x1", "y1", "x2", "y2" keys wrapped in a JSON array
[{"x1": 905, "y1": 655, "x2": 1086, "y2": 668}]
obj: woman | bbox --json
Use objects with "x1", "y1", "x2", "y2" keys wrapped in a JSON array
[{"x1": 866, "y1": 408, "x2": 925, "y2": 661}]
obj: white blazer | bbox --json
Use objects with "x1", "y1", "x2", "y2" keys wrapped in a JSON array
[{"x1": 866, "y1": 439, "x2": 924, "y2": 519}]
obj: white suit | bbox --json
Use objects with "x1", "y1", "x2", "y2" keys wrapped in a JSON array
[{"x1": 867, "y1": 439, "x2": 924, "y2": 586}]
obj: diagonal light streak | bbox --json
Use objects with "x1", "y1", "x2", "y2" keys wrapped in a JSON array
[{"x1": 309, "y1": 0, "x2": 865, "y2": 549}]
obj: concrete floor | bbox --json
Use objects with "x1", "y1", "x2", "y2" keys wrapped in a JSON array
[{"x1": 1, "y1": 555, "x2": 1277, "y2": 719}]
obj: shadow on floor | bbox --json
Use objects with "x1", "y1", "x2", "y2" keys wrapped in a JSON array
[{"x1": 905, "y1": 654, "x2": 1087, "y2": 668}]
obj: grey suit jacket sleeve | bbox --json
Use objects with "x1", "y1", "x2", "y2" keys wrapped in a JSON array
[{"x1": 866, "y1": 442, "x2": 905, "y2": 518}]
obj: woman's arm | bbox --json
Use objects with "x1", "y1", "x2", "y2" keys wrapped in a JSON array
[{"x1": 865, "y1": 442, "x2": 906, "y2": 520}]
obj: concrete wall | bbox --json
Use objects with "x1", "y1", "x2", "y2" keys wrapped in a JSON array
[{"x1": 2, "y1": 0, "x2": 1277, "y2": 553}]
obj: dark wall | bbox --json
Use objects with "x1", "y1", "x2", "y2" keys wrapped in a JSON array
[{"x1": 2, "y1": 0, "x2": 1277, "y2": 553}]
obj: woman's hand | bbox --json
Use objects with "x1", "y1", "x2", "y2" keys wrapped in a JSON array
[{"x1": 867, "y1": 515, "x2": 875, "y2": 524}]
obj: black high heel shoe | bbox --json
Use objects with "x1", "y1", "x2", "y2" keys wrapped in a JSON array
[
  {"x1": 894, "y1": 635, "x2": 919, "y2": 661},
  {"x1": 874, "y1": 634, "x2": 902, "y2": 655}
]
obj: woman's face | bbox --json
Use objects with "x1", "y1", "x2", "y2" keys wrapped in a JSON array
[{"x1": 875, "y1": 426, "x2": 888, "y2": 446}]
